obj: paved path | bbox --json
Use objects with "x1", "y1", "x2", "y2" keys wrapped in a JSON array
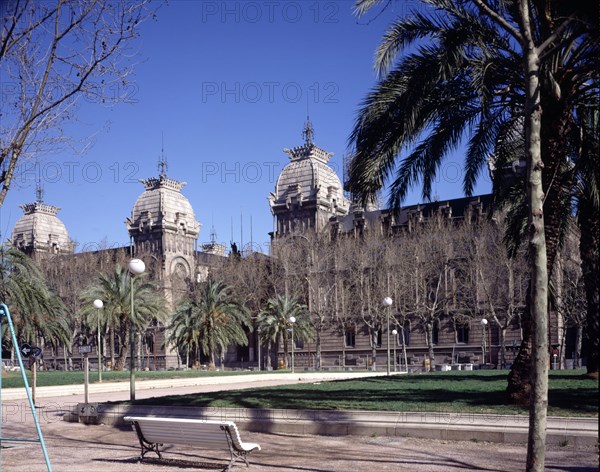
[{"x1": 1, "y1": 414, "x2": 597, "y2": 472}]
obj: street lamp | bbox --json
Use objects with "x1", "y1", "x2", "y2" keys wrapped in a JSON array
[
  {"x1": 391, "y1": 329, "x2": 398, "y2": 372},
  {"x1": 128, "y1": 258, "x2": 145, "y2": 401},
  {"x1": 480, "y1": 318, "x2": 488, "y2": 370},
  {"x1": 289, "y1": 316, "x2": 296, "y2": 373},
  {"x1": 257, "y1": 326, "x2": 262, "y2": 372},
  {"x1": 93, "y1": 299, "x2": 104, "y2": 382},
  {"x1": 383, "y1": 296, "x2": 393, "y2": 376}
]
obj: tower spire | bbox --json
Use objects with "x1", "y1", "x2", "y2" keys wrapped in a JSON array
[
  {"x1": 35, "y1": 175, "x2": 44, "y2": 203},
  {"x1": 158, "y1": 133, "x2": 168, "y2": 177},
  {"x1": 302, "y1": 115, "x2": 315, "y2": 146}
]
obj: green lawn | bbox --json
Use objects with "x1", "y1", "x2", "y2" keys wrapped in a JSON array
[
  {"x1": 130, "y1": 370, "x2": 598, "y2": 417},
  {"x1": 0, "y1": 368, "x2": 270, "y2": 388}
]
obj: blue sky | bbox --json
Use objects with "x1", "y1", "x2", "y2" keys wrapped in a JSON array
[{"x1": 1, "y1": 0, "x2": 491, "y2": 254}]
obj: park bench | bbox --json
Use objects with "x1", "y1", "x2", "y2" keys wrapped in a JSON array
[{"x1": 124, "y1": 416, "x2": 261, "y2": 471}]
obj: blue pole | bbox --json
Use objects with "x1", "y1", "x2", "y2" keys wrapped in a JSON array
[{"x1": 0, "y1": 304, "x2": 52, "y2": 471}]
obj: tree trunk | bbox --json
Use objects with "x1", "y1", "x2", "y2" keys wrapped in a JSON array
[
  {"x1": 507, "y1": 319, "x2": 546, "y2": 405},
  {"x1": 208, "y1": 349, "x2": 216, "y2": 371},
  {"x1": 426, "y1": 322, "x2": 435, "y2": 371},
  {"x1": 518, "y1": 3, "x2": 549, "y2": 469},
  {"x1": 575, "y1": 325, "x2": 583, "y2": 368},
  {"x1": 341, "y1": 328, "x2": 346, "y2": 369},
  {"x1": 499, "y1": 326, "x2": 507, "y2": 369},
  {"x1": 401, "y1": 328, "x2": 408, "y2": 372},
  {"x1": 114, "y1": 325, "x2": 130, "y2": 371},
  {"x1": 579, "y1": 191, "x2": 599, "y2": 377},
  {"x1": 109, "y1": 325, "x2": 115, "y2": 369},
  {"x1": 315, "y1": 326, "x2": 322, "y2": 370},
  {"x1": 371, "y1": 328, "x2": 378, "y2": 371},
  {"x1": 283, "y1": 334, "x2": 289, "y2": 369}
]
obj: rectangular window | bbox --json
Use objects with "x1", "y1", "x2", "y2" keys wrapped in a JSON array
[
  {"x1": 398, "y1": 323, "x2": 410, "y2": 346},
  {"x1": 345, "y1": 326, "x2": 356, "y2": 348},
  {"x1": 432, "y1": 320, "x2": 439, "y2": 345},
  {"x1": 456, "y1": 323, "x2": 470, "y2": 344}
]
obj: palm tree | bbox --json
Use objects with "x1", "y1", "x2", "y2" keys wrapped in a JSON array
[
  {"x1": 257, "y1": 295, "x2": 311, "y2": 369},
  {"x1": 168, "y1": 304, "x2": 201, "y2": 368},
  {"x1": 0, "y1": 244, "x2": 70, "y2": 351},
  {"x1": 168, "y1": 279, "x2": 250, "y2": 370},
  {"x1": 79, "y1": 265, "x2": 165, "y2": 371},
  {"x1": 348, "y1": 0, "x2": 598, "y2": 379},
  {"x1": 348, "y1": 3, "x2": 597, "y2": 468}
]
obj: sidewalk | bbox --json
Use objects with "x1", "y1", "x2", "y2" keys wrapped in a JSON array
[{"x1": 1, "y1": 371, "x2": 391, "y2": 400}]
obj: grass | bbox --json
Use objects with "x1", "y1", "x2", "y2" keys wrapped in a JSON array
[
  {"x1": 128, "y1": 370, "x2": 598, "y2": 417},
  {"x1": 0, "y1": 368, "x2": 273, "y2": 388}
]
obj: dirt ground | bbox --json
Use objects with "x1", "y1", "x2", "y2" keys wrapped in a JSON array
[{"x1": 1, "y1": 406, "x2": 597, "y2": 472}]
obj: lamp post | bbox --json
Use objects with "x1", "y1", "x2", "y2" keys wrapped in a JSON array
[
  {"x1": 93, "y1": 299, "x2": 104, "y2": 382},
  {"x1": 391, "y1": 329, "x2": 398, "y2": 372},
  {"x1": 481, "y1": 318, "x2": 488, "y2": 370},
  {"x1": 383, "y1": 297, "x2": 393, "y2": 376},
  {"x1": 128, "y1": 258, "x2": 145, "y2": 401},
  {"x1": 257, "y1": 326, "x2": 262, "y2": 372},
  {"x1": 289, "y1": 316, "x2": 296, "y2": 373}
]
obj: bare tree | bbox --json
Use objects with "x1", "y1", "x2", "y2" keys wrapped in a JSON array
[
  {"x1": 408, "y1": 217, "x2": 454, "y2": 371},
  {"x1": 0, "y1": 0, "x2": 158, "y2": 207},
  {"x1": 465, "y1": 217, "x2": 528, "y2": 368},
  {"x1": 554, "y1": 228, "x2": 587, "y2": 369}
]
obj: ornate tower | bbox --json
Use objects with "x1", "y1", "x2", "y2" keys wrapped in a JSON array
[
  {"x1": 11, "y1": 183, "x2": 74, "y2": 260},
  {"x1": 125, "y1": 156, "x2": 201, "y2": 305},
  {"x1": 269, "y1": 118, "x2": 349, "y2": 237}
]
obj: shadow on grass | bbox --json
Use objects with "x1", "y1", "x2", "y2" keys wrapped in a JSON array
[{"x1": 126, "y1": 371, "x2": 597, "y2": 416}]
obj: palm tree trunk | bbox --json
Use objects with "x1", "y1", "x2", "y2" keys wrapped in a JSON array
[
  {"x1": 115, "y1": 324, "x2": 130, "y2": 371},
  {"x1": 507, "y1": 296, "x2": 533, "y2": 404},
  {"x1": 518, "y1": 3, "x2": 549, "y2": 469},
  {"x1": 209, "y1": 350, "x2": 216, "y2": 370},
  {"x1": 109, "y1": 326, "x2": 115, "y2": 369},
  {"x1": 579, "y1": 193, "x2": 599, "y2": 376}
]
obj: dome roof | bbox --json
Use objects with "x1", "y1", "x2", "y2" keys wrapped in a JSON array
[
  {"x1": 272, "y1": 143, "x2": 349, "y2": 211},
  {"x1": 127, "y1": 175, "x2": 200, "y2": 237},
  {"x1": 11, "y1": 202, "x2": 73, "y2": 254}
]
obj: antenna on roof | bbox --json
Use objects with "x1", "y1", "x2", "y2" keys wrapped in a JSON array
[
  {"x1": 158, "y1": 132, "x2": 168, "y2": 177},
  {"x1": 35, "y1": 177, "x2": 44, "y2": 204},
  {"x1": 302, "y1": 115, "x2": 315, "y2": 146},
  {"x1": 210, "y1": 225, "x2": 217, "y2": 244},
  {"x1": 35, "y1": 158, "x2": 44, "y2": 203}
]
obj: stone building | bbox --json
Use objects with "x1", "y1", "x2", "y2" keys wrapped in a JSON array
[
  {"x1": 8, "y1": 162, "x2": 229, "y2": 370},
  {"x1": 267, "y1": 122, "x2": 568, "y2": 372},
  {"x1": 269, "y1": 118, "x2": 350, "y2": 236},
  {"x1": 8, "y1": 124, "x2": 573, "y2": 372},
  {"x1": 125, "y1": 166, "x2": 201, "y2": 304}
]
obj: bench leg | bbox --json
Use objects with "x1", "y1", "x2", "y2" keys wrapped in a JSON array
[
  {"x1": 131, "y1": 422, "x2": 162, "y2": 460},
  {"x1": 226, "y1": 450, "x2": 250, "y2": 471},
  {"x1": 222, "y1": 427, "x2": 250, "y2": 470}
]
